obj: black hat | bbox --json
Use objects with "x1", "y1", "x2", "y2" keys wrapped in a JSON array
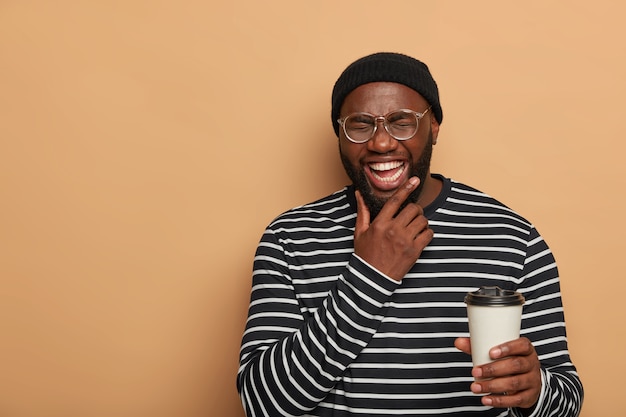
[{"x1": 331, "y1": 52, "x2": 443, "y2": 136}]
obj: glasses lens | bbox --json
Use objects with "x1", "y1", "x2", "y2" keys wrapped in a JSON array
[
  {"x1": 386, "y1": 110, "x2": 418, "y2": 140},
  {"x1": 344, "y1": 113, "x2": 375, "y2": 142}
]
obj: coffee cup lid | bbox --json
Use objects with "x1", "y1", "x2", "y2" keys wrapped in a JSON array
[{"x1": 464, "y1": 286, "x2": 525, "y2": 306}]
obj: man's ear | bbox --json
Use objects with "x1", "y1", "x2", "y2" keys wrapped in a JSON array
[{"x1": 431, "y1": 118, "x2": 440, "y2": 145}]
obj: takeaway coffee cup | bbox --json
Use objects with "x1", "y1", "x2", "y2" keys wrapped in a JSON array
[{"x1": 464, "y1": 286, "x2": 525, "y2": 367}]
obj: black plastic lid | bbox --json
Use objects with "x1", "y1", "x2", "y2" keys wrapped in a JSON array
[{"x1": 464, "y1": 286, "x2": 525, "y2": 306}]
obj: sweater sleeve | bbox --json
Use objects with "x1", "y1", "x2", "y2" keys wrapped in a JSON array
[
  {"x1": 237, "y1": 227, "x2": 400, "y2": 416},
  {"x1": 510, "y1": 226, "x2": 584, "y2": 417}
]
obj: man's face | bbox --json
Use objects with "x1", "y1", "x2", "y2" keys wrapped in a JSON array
[{"x1": 338, "y1": 82, "x2": 440, "y2": 218}]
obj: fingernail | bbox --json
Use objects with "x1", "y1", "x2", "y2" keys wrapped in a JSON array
[
  {"x1": 470, "y1": 382, "x2": 482, "y2": 393},
  {"x1": 408, "y1": 177, "x2": 419, "y2": 186},
  {"x1": 472, "y1": 367, "x2": 483, "y2": 378},
  {"x1": 482, "y1": 397, "x2": 493, "y2": 406},
  {"x1": 490, "y1": 347, "x2": 502, "y2": 358}
]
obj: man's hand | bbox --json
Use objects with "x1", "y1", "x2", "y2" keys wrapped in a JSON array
[
  {"x1": 354, "y1": 176, "x2": 433, "y2": 281},
  {"x1": 454, "y1": 337, "x2": 542, "y2": 409}
]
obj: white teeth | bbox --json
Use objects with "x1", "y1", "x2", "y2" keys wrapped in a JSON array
[
  {"x1": 369, "y1": 161, "x2": 403, "y2": 171},
  {"x1": 369, "y1": 161, "x2": 405, "y2": 182}
]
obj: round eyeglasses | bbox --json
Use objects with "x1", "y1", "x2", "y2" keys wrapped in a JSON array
[{"x1": 337, "y1": 107, "x2": 431, "y2": 144}]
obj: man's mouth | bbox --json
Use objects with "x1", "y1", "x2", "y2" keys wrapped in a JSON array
[{"x1": 368, "y1": 160, "x2": 406, "y2": 183}]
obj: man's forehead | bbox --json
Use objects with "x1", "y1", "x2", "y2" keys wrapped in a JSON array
[{"x1": 340, "y1": 82, "x2": 429, "y2": 114}]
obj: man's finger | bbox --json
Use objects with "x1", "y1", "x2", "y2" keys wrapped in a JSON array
[
  {"x1": 378, "y1": 176, "x2": 420, "y2": 219},
  {"x1": 490, "y1": 337, "x2": 535, "y2": 360},
  {"x1": 454, "y1": 337, "x2": 471, "y2": 355}
]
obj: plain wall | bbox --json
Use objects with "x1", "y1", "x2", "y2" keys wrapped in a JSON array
[{"x1": 1, "y1": 1, "x2": 624, "y2": 416}]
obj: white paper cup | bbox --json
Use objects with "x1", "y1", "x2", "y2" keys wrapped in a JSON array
[{"x1": 465, "y1": 286, "x2": 525, "y2": 367}]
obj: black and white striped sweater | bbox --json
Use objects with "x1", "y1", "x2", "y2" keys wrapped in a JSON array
[{"x1": 238, "y1": 175, "x2": 583, "y2": 417}]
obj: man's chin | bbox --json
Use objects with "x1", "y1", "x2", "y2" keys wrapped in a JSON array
[
  {"x1": 352, "y1": 180, "x2": 413, "y2": 219},
  {"x1": 359, "y1": 182, "x2": 424, "y2": 220},
  {"x1": 367, "y1": 187, "x2": 394, "y2": 201},
  {"x1": 359, "y1": 189, "x2": 387, "y2": 219}
]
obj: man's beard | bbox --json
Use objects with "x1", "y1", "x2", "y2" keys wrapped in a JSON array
[{"x1": 341, "y1": 132, "x2": 433, "y2": 220}]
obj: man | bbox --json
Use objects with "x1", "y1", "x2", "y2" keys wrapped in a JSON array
[{"x1": 237, "y1": 52, "x2": 583, "y2": 416}]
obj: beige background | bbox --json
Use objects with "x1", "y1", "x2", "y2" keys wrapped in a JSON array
[{"x1": 1, "y1": 1, "x2": 623, "y2": 416}]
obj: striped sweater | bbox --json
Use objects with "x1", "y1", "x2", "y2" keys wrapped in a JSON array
[{"x1": 237, "y1": 175, "x2": 583, "y2": 417}]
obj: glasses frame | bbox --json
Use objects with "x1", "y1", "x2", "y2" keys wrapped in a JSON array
[{"x1": 337, "y1": 107, "x2": 432, "y2": 144}]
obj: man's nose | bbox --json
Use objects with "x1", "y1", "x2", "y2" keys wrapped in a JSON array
[{"x1": 367, "y1": 119, "x2": 398, "y2": 153}]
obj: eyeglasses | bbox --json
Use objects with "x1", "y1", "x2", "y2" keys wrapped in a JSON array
[{"x1": 337, "y1": 107, "x2": 431, "y2": 144}]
